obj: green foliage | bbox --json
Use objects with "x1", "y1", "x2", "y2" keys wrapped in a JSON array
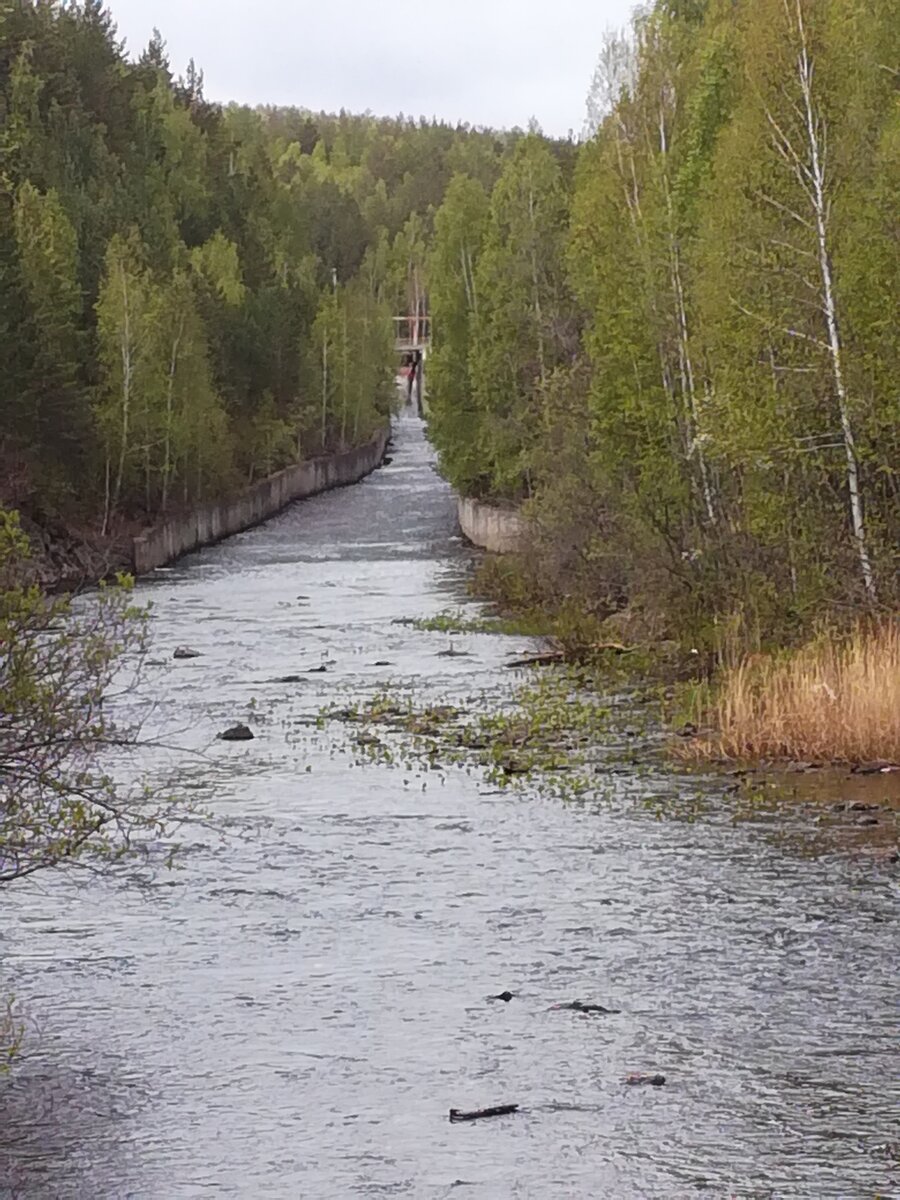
[
  {"x1": 319, "y1": 666, "x2": 653, "y2": 804},
  {"x1": 426, "y1": 173, "x2": 490, "y2": 493},
  {"x1": 0, "y1": 509, "x2": 190, "y2": 884},
  {"x1": 0, "y1": 2, "x2": 515, "y2": 533},
  {"x1": 430, "y1": 0, "x2": 898, "y2": 650}
]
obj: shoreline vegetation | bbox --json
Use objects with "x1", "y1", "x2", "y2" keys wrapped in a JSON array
[
  {"x1": 504, "y1": 592, "x2": 900, "y2": 771},
  {"x1": 420, "y1": 1, "x2": 898, "y2": 774},
  {"x1": 677, "y1": 621, "x2": 900, "y2": 768}
]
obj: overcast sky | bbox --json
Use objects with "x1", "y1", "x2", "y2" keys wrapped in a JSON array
[{"x1": 108, "y1": 0, "x2": 639, "y2": 137}]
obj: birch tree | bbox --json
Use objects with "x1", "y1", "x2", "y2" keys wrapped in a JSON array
[
  {"x1": 469, "y1": 136, "x2": 573, "y2": 499},
  {"x1": 95, "y1": 233, "x2": 158, "y2": 531},
  {"x1": 426, "y1": 173, "x2": 490, "y2": 494},
  {"x1": 698, "y1": 0, "x2": 883, "y2": 602}
]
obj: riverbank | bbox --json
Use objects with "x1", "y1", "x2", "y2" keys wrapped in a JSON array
[
  {"x1": 15, "y1": 431, "x2": 390, "y2": 589},
  {"x1": 457, "y1": 529, "x2": 900, "y2": 770},
  {"x1": 457, "y1": 496, "x2": 527, "y2": 555},
  {"x1": 133, "y1": 429, "x2": 389, "y2": 574}
]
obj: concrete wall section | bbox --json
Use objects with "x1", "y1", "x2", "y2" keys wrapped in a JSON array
[
  {"x1": 133, "y1": 430, "x2": 389, "y2": 574},
  {"x1": 457, "y1": 496, "x2": 527, "y2": 555}
]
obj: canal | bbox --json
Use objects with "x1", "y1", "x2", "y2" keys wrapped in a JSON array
[{"x1": 1, "y1": 410, "x2": 897, "y2": 1198}]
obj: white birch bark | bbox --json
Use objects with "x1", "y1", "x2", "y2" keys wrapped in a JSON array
[{"x1": 792, "y1": 0, "x2": 874, "y2": 598}]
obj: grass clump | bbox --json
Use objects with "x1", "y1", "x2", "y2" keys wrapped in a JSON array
[
  {"x1": 319, "y1": 671, "x2": 644, "y2": 801},
  {"x1": 392, "y1": 608, "x2": 544, "y2": 636},
  {"x1": 679, "y1": 622, "x2": 900, "y2": 765}
]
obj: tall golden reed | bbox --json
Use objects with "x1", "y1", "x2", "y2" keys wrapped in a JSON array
[{"x1": 682, "y1": 622, "x2": 900, "y2": 764}]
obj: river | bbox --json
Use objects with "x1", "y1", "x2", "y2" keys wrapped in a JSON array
[{"x1": 1, "y1": 410, "x2": 898, "y2": 1199}]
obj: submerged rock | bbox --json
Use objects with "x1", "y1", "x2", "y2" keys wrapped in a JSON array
[
  {"x1": 218, "y1": 723, "x2": 254, "y2": 742},
  {"x1": 174, "y1": 645, "x2": 202, "y2": 659},
  {"x1": 625, "y1": 1073, "x2": 666, "y2": 1087},
  {"x1": 488, "y1": 991, "x2": 514, "y2": 1002},
  {"x1": 551, "y1": 999, "x2": 621, "y2": 1015}
]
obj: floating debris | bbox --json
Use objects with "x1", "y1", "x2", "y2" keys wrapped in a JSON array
[{"x1": 449, "y1": 1104, "x2": 519, "y2": 1123}]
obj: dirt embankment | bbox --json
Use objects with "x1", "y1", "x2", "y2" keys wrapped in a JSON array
[{"x1": 15, "y1": 514, "x2": 136, "y2": 592}]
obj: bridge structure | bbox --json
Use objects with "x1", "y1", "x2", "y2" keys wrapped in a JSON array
[{"x1": 393, "y1": 315, "x2": 431, "y2": 415}]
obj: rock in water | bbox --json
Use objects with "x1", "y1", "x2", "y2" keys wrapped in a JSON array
[
  {"x1": 174, "y1": 646, "x2": 202, "y2": 659},
  {"x1": 624, "y1": 1073, "x2": 666, "y2": 1087},
  {"x1": 551, "y1": 999, "x2": 621, "y2": 1014},
  {"x1": 218, "y1": 724, "x2": 254, "y2": 742}
]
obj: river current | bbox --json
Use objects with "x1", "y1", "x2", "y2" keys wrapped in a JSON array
[{"x1": 1, "y1": 411, "x2": 897, "y2": 1199}]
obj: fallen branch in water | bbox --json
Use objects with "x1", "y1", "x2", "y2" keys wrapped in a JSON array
[
  {"x1": 505, "y1": 642, "x2": 634, "y2": 669},
  {"x1": 449, "y1": 1104, "x2": 519, "y2": 1123}
]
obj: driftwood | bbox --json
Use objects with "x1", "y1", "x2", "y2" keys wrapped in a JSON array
[
  {"x1": 505, "y1": 643, "x2": 634, "y2": 669},
  {"x1": 505, "y1": 650, "x2": 566, "y2": 669},
  {"x1": 449, "y1": 1104, "x2": 519, "y2": 1123}
]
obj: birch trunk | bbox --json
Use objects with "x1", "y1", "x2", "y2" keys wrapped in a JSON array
[
  {"x1": 792, "y1": 0, "x2": 875, "y2": 599},
  {"x1": 110, "y1": 259, "x2": 132, "y2": 528},
  {"x1": 161, "y1": 318, "x2": 184, "y2": 514}
]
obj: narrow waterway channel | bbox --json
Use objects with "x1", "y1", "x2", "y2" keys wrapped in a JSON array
[{"x1": 1, "y1": 410, "x2": 898, "y2": 1199}]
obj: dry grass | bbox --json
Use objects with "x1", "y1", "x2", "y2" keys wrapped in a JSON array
[{"x1": 680, "y1": 621, "x2": 900, "y2": 765}]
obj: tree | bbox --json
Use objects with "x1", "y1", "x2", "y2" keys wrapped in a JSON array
[
  {"x1": 0, "y1": 509, "x2": 188, "y2": 885},
  {"x1": 94, "y1": 231, "x2": 159, "y2": 530},
  {"x1": 426, "y1": 173, "x2": 490, "y2": 493},
  {"x1": 469, "y1": 135, "x2": 575, "y2": 499},
  {"x1": 13, "y1": 182, "x2": 89, "y2": 487},
  {"x1": 696, "y1": 0, "x2": 892, "y2": 608}
]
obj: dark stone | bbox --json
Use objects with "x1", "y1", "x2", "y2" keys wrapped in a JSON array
[
  {"x1": 625, "y1": 1073, "x2": 666, "y2": 1086},
  {"x1": 489, "y1": 991, "x2": 514, "y2": 1002},
  {"x1": 307, "y1": 664, "x2": 329, "y2": 673},
  {"x1": 373, "y1": 661, "x2": 394, "y2": 667},
  {"x1": 275, "y1": 675, "x2": 307, "y2": 684},
  {"x1": 382, "y1": 456, "x2": 394, "y2": 466},
  {"x1": 834, "y1": 801, "x2": 879, "y2": 812},
  {"x1": 174, "y1": 646, "x2": 202, "y2": 659},
  {"x1": 551, "y1": 999, "x2": 620, "y2": 1015},
  {"x1": 218, "y1": 724, "x2": 254, "y2": 742},
  {"x1": 857, "y1": 816, "x2": 880, "y2": 827}
]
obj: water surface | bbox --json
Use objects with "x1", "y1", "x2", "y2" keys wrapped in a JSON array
[{"x1": 1, "y1": 411, "x2": 897, "y2": 1199}]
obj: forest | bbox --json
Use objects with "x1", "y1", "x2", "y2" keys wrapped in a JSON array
[
  {"x1": 0, "y1": 0, "x2": 517, "y2": 544},
  {"x1": 428, "y1": 0, "x2": 898, "y2": 649},
  {"x1": 1, "y1": 0, "x2": 898, "y2": 650}
]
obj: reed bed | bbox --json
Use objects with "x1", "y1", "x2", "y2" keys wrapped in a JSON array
[{"x1": 681, "y1": 622, "x2": 900, "y2": 765}]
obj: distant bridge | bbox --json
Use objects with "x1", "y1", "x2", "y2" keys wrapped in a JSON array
[
  {"x1": 393, "y1": 315, "x2": 431, "y2": 354},
  {"x1": 394, "y1": 316, "x2": 431, "y2": 415}
]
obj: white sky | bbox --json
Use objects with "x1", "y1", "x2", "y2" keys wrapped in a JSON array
[{"x1": 109, "y1": 0, "x2": 640, "y2": 137}]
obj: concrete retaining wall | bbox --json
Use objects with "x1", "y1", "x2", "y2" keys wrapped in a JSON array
[
  {"x1": 133, "y1": 429, "x2": 389, "y2": 574},
  {"x1": 457, "y1": 496, "x2": 527, "y2": 555}
]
